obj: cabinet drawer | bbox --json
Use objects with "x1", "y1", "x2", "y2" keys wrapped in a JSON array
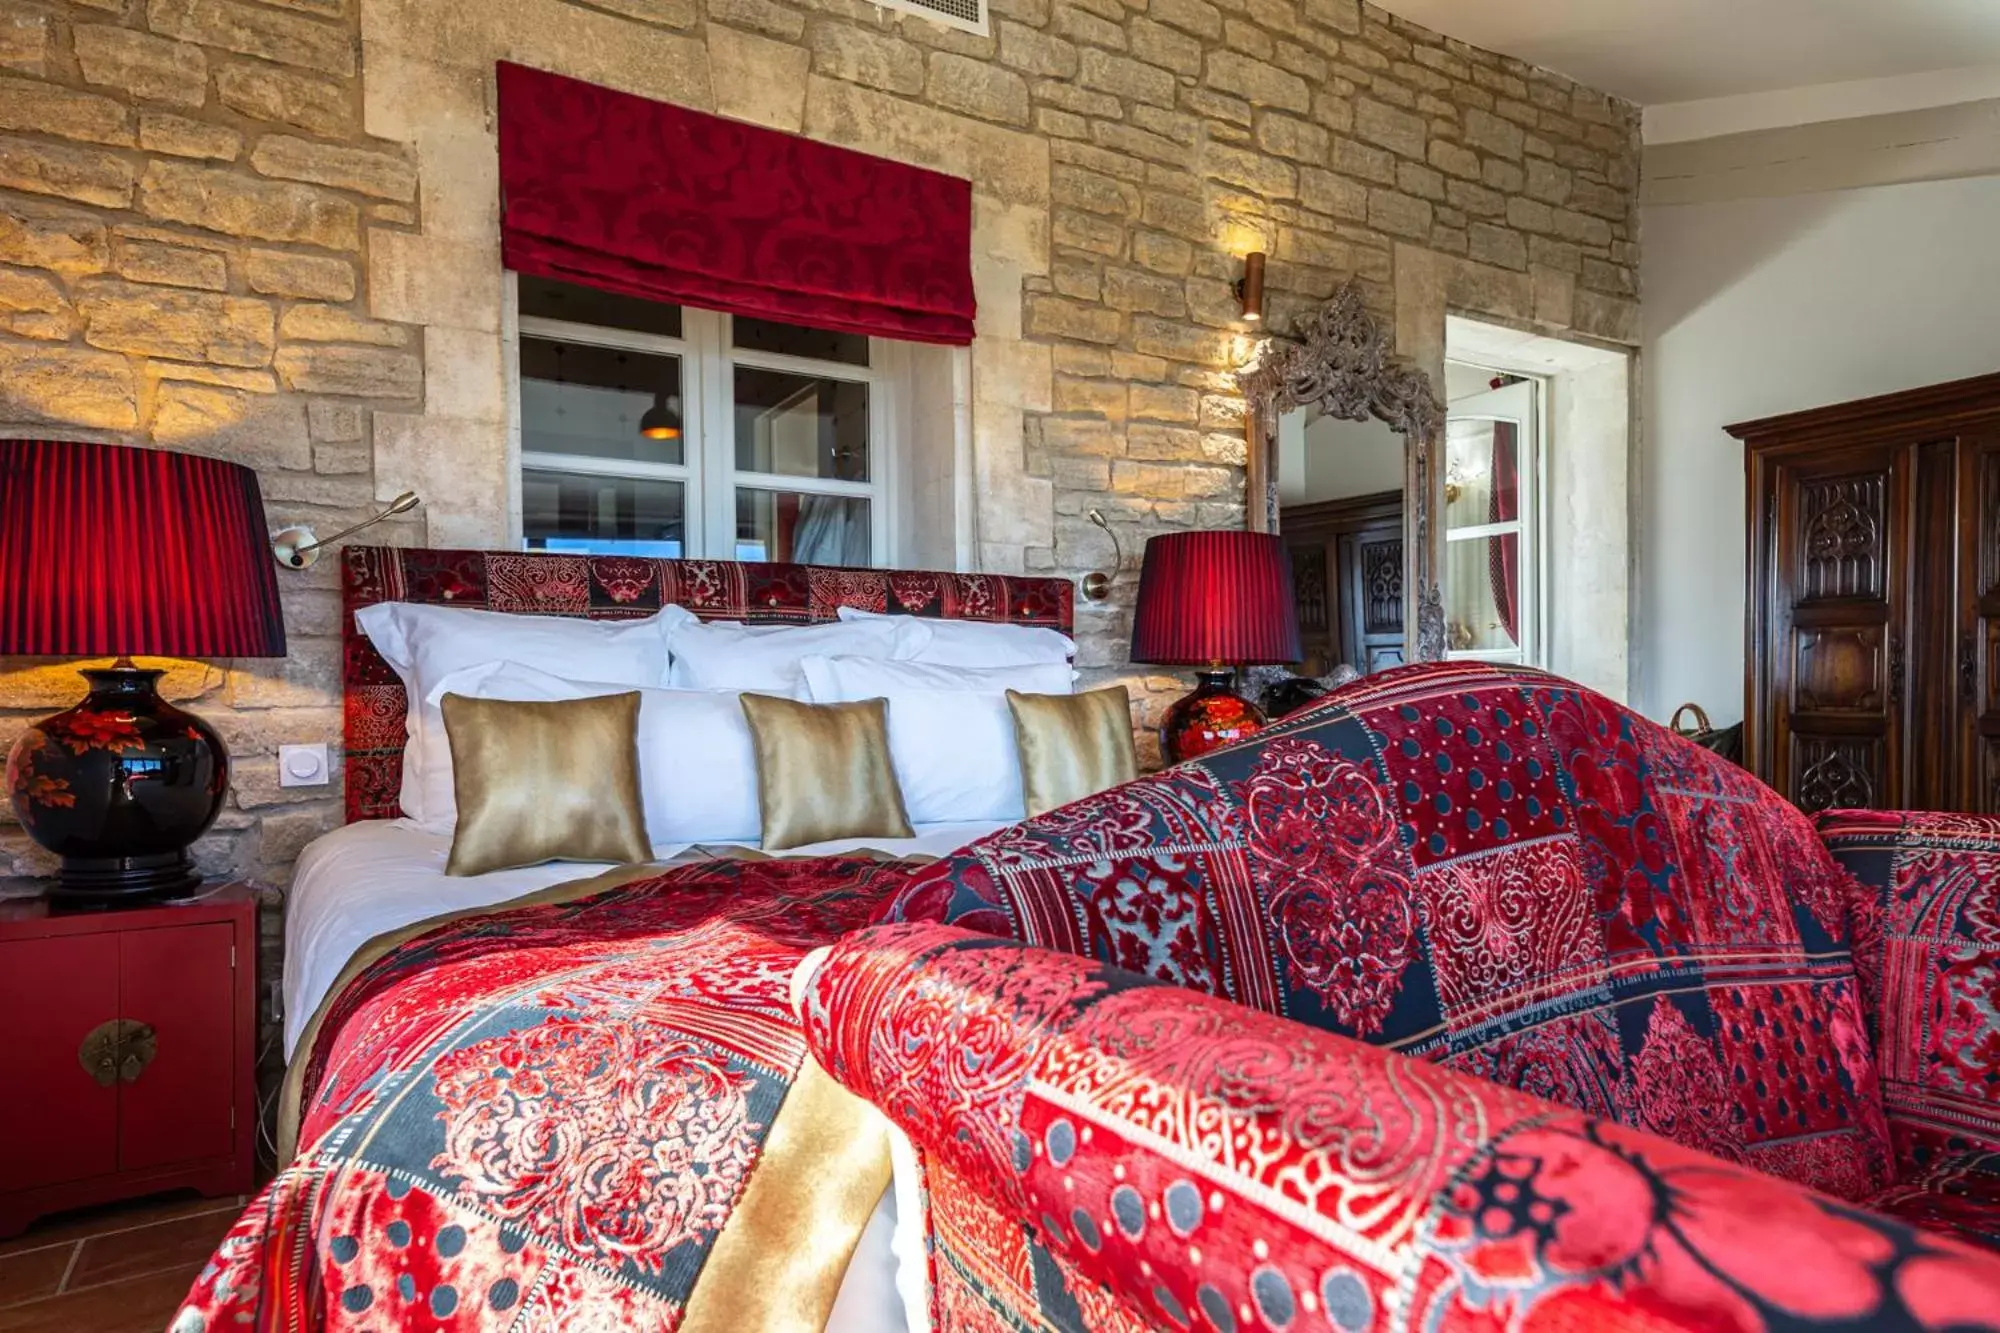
[
  {"x1": 0, "y1": 935, "x2": 119, "y2": 1193},
  {"x1": 119, "y1": 922, "x2": 237, "y2": 1173}
]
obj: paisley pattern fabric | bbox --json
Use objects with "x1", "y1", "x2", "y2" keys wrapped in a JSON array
[
  {"x1": 801, "y1": 924, "x2": 2000, "y2": 1332},
  {"x1": 341, "y1": 545, "x2": 1073, "y2": 822},
  {"x1": 1820, "y1": 810, "x2": 2000, "y2": 1176},
  {"x1": 175, "y1": 857, "x2": 908, "y2": 1331},
  {"x1": 498, "y1": 62, "x2": 976, "y2": 345},
  {"x1": 881, "y1": 661, "x2": 1894, "y2": 1201}
]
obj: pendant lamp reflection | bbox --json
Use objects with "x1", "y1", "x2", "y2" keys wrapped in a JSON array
[{"x1": 639, "y1": 394, "x2": 683, "y2": 441}]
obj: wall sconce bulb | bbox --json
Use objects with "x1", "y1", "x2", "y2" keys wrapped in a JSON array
[
  {"x1": 272, "y1": 491, "x2": 422, "y2": 570},
  {"x1": 1082, "y1": 508, "x2": 1122, "y2": 602}
]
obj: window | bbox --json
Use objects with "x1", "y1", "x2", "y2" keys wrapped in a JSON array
[
  {"x1": 1441, "y1": 370, "x2": 1539, "y2": 665},
  {"x1": 515, "y1": 276, "x2": 892, "y2": 564}
]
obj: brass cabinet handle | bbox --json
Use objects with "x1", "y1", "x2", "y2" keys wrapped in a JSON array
[{"x1": 78, "y1": 1019, "x2": 159, "y2": 1088}]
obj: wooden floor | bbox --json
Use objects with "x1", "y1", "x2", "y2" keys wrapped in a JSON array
[{"x1": 0, "y1": 1193, "x2": 245, "y2": 1333}]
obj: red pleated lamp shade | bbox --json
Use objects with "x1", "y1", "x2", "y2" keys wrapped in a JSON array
[
  {"x1": 1130, "y1": 530, "x2": 1302, "y2": 667},
  {"x1": 0, "y1": 439, "x2": 287, "y2": 659}
]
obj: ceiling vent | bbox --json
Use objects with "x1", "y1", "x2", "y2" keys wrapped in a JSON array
[{"x1": 866, "y1": 0, "x2": 987, "y2": 37}]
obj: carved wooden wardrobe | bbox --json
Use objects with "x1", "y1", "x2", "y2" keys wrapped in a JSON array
[
  {"x1": 1281, "y1": 492, "x2": 1405, "y2": 678},
  {"x1": 1734, "y1": 371, "x2": 2000, "y2": 813}
]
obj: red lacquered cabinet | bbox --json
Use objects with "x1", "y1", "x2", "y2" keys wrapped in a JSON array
[{"x1": 0, "y1": 883, "x2": 256, "y2": 1238}]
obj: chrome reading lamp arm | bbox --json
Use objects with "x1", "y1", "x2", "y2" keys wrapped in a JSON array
[{"x1": 271, "y1": 492, "x2": 422, "y2": 570}]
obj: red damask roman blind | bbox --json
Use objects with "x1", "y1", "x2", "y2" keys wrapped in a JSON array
[{"x1": 497, "y1": 62, "x2": 977, "y2": 345}]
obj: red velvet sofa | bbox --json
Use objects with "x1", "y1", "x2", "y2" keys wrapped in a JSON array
[{"x1": 799, "y1": 661, "x2": 2000, "y2": 1330}]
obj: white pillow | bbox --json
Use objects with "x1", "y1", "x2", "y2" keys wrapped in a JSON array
[
  {"x1": 353, "y1": 601, "x2": 688, "y2": 831},
  {"x1": 667, "y1": 615, "x2": 914, "y2": 694},
  {"x1": 424, "y1": 661, "x2": 762, "y2": 847},
  {"x1": 836, "y1": 606, "x2": 1074, "y2": 669},
  {"x1": 799, "y1": 655, "x2": 1072, "y2": 825}
]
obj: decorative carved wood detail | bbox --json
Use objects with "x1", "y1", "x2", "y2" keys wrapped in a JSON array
[
  {"x1": 1291, "y1": 544, "x2": 1328, "y2": 635},
  {"x1": 1984, "y1": 452, "x2": 2000, "y2": 598},
  {"x1": 1362, "y1": 537, "x2": 1404, "y2": 635},
  {"x1": 1797, "y1": 473, "x2": 1885, "y2": 601},
  {"x1": 1792, "y1": 737, "x2": 1879, "y2": 812},
  {"x1": 1239, "y1": 278, "x2": 1447, "y2": 661},
  {"x1": 1792, "y1": 627, "x2": 1883, "y2": 713}
]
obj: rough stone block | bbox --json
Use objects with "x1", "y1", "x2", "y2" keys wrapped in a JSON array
[
  {"x1": 0, "y1": 342, "x2": 137, "y2": 429},
  {"x1": 139, "y1": 112, "x2": 241, "y2": 160},
  {"x1": 1298, "y1": 165, "x2": 1367, "y2": 221},
  {"x1": 1051, "y1": 3, "x2": 1125, "y2": 52},
  {"x1": 1255, "y1": 112, "x2": 1327, "y2": 163},
  {"x1": 150, "y1": 383, "x2": 312, "y2": 469},
  {"x1": 215, "y1": 60, "x2": 351, "y2": 135},
  {"x1": 710, "y1": 0, "x2": 806, "y2": 40},
  {"x1": 997, "y1": 19, "x2": 1075, "y2": 77},
  {"x1": 710, "y1": 25, "x2": 810, "y2": 132},
  {"x1": 275, "y1": 344, "x2": 422, "y2": 398},
  {"x1": 1445, "y1": 176, "x2": 1504, "y2": 218},
  {"x1": 1205, "y1": 50, "x2": 1309, "y2": 114},
  {"x1": 1124, "y1": 421, "x2": 1202, "y2": 460},
  {"x1": 0, "y1": 134, "x2": 135, "y2": 208},
  {"x1": 1467, "y1": 221, "x2": 1525, "y2": 270},
  {"x1": 1080, "y1": 48, "x2": 1176, "y2": 108},
  {"x1": 1052, "y1": 207, "x2": 1124, "y2": 256},
  {"x1": 1367, "y1": 188, "x2": 1433, "y2": 240},
  {"x1": 1355, "y1": 96, "x2": 1426, "y2": 159},
  {"x1": 1025, "y1": 294, "x2": 1122, "y2": 345},
  {"x1": 0, "y1": 12, "x2": 47, "y2": 76},
  {"x1": 1301, "y1": 0, "x2": 1360, "y2": 34},
  {"x1": 1052, "y1": 164, "x2": 1137, "y2": 217},
  {"x1": 244, "y1": 248, "x2": 354, "y2": 299},
  {"x1": 1204, "y1": 142, "x2": 1294, "y2": 198},
  {"x1": 114, "y1": 236, "x2": 229, "y2": 290},
  {"x1": 1103, "y1": 266, "x2": 1186, "y2": 317},
  {"x1": 1128, "y1": 16, "x2": 1201, "y2": 75},
  {"x1": 811, "y1": 23, "x2": 924, "y2": 96},
  {"x1": 0, "y1": 202, "x2": 109, "y2": 274},
  {"x1": 77, "y1": 279, "x2": 275, "y2": 366},
  {"x1": 307, "y1": 398, "x2": 365, "y2": 442},
  {"x1": 151, "y1": 362, "x2": 278, "y2": 394},
  {"x1": 147, "y1": 0, "x2": 356, "y2": 76},
  {"x1": 140, "y1": 160, "x2": 359, "y2": 249},
  {"x1": 928, "y1": 52, "x2": 1029, "y2": 127},
  {"x1": 251, "y1": 135, "x2": 416, "y2": 202},
  {"x1": 73, "y1": 25, "x2": 208, "y2": 109},
  {"x1": 1130, "y1": 314, "x2": 1236, "y2": 366},
  {"x1": 1505, "y1": 195, "x2": 1554, "y2": 234},
  {"x1": 1128, "y1": 382, "x2": 1198, "y2": 423},
  {"x1": 1463, "y1": 106, "x2": 1524, "y2": 159},
  {"x1": 1149, "y1": 0, "x2": 1222, "y2": 39},
  {"x1": 575, "y1": 0, "x2": 696, "y2": 27},
  {"x1": 1130, "y1": 228, "x2": 1192, "y2": 276},
  {"x1": 0, "y1": 74, "x2": 131, "y2": 147},
  {"x1": 1053, "y1": 374, "x2": 1126, "y2": 419},
  {"x1": 279, "y1": 303, "x2": 409, "y2": 345}
]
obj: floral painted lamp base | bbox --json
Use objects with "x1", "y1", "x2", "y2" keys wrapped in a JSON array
[
  {"x1": 1159, "y1": 668, "x2": 1268, "y2": 764},
  {"x1": 5, "y1": 663, "x2": 228, "y2": 903}
]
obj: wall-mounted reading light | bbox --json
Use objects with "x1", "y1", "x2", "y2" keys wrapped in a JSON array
[
  {"x1": 1081, "y1": 508, "x2": 1123, "y2": 602},
  {"x1": 1234, "y1": 250, "x2": 1266, "y2": 324},
  {"x1": 272, "y1": 491, "x2": 422, "y2": 570}
]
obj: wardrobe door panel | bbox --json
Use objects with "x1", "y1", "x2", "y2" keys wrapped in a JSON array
[
  {"x1": 1962, "y1": 437, "x2": 2000, "y2": 812},
  {"x1": 1768, "y1": 449, "x2": 1905, "y2": 812}
]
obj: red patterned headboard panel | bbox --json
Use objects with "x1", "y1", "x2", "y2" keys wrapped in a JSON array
[{"x1": 340, "y1": 546, "x2": 1076, "y2": 823}]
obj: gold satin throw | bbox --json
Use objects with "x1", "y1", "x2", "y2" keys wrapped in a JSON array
[
  {"x1": 739, "y1": 694, "x2": 914, "y2": 850},
  {"x1": 1007, "y1": 684, "x2": 1140, "y2": 817},
  {"x1": 440, "y1": 690, "x2": 652, "y2": 876}
]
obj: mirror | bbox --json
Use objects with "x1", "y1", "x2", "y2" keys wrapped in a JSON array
[
  {"x1": 1275, "y1": 411, "x2": 1406, "y2": 677},
  {"x1": 1239, "y1": 279, "x2": 1447, "y2": 668}
]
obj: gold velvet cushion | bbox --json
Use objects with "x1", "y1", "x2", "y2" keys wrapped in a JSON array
[
  {"x1": 439, "y1": 691, "x2": 652, "y2": 876},
  {"x1": 738, "y1": 694, "x2": 914, "y2": 851},
  {"x1": 1006, "y1": 685, "x2": 1139, "y2": 818}
]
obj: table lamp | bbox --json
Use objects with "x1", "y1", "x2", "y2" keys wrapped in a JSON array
[
  {"x1": 1130, "y1": 530, "x2": 1302, "y2": 764},
  {"x1": 2, "y1": 439, "x2": 287, "y2": 902}
]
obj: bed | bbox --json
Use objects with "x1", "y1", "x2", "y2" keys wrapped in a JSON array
[{"x1": 174, "y1": 546, "x2": 1074, "y2": 1333}]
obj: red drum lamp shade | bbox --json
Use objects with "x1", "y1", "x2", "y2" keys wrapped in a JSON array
[
  {"x1": 1, "y1": 440, "x2": 288, "y2": 902},
  {"x1": 1130, "y1": 531, "x2": 1301, "y2": 764}
]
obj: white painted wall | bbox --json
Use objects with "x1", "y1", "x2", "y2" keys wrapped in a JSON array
[
  {"x1": 1277, "y1": 412, "x2": 1406, "y2": 505},
  {"x1": 1638, "y1": 172, "x2": 2000, "y2": 724}
]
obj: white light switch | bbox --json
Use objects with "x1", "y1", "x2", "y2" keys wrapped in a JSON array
[{"x1": 279, "y1": 743, "x2": 330, "y2": 788}]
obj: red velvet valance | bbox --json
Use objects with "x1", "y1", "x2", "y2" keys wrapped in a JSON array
[{"x1": 497, "y1": 62, "x2": 976, "y2": 345}]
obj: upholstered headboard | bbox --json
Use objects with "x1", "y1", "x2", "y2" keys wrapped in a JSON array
[{"x1": 340, "y1": 546, "x2": 1076, "y2": 823}]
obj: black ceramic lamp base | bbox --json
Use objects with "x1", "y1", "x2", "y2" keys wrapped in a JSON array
[
  {"x1": 1160, "y1": 668, "x2": 1269, "y2": 765},
  {"x1": 4, "y1": 664, "x2": 228, "y2": 904}
]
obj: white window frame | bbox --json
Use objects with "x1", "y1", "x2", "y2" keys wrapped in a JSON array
[
  {"x1": 1441, "y1": 368, "x2": 1544, "y2": 667},
  {"x1": 511, "y1": 282, "x2": 899, "y2": 565}
]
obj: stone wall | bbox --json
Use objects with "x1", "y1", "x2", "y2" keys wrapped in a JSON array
[{"x1": 0, "y1": 0, "x2": 1641, "y2": 896}]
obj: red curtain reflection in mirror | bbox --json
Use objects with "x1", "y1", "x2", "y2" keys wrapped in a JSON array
[{"x1": 1488, "y1": 420, "x2": 1519, "y2": 643}]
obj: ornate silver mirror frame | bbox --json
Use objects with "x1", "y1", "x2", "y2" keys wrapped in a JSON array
[{"x1": 1236, "y1": 278, "x2": 1448, "y2": 662}]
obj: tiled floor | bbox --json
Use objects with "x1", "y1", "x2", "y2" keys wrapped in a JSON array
[{"x1": 0, "y1": 1193, "x2": 244, "y2": 1333}]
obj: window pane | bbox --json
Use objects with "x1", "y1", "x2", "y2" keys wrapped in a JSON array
[
  {"x1": 519, "y1": 276, "x2": 682, "y2": 338},
  {"x1": 735, "y1": 490, "x2": 869, "y2": 565},
  {"x1": 1443, "y1": 418, "x2": 1521, "y2": 531},
  {"x1": 521, "y1": 337, "x2": 684, "y2": 466},
  {"x1": 523, "y1": 469, "x2": 686, "y2": 557},
  {"x1": 1444, "y1": 532, "x2": 1520, "y2": 653},
  {"x1": 733, "y1": 367, "x2": 869, "y2": 481},
  {"x1": 732, "y1": 315, "x2": 868, "y2": 366}
]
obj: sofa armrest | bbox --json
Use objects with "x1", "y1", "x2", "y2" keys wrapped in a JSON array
[
  {"x1": 1819, "y1": 809, "x2": 2000, "y2": 1169},
  {"x1": 798, "y1": 922, "x2": 2000, "y2": 1332}
]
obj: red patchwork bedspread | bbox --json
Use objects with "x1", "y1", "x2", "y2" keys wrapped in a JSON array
[{"x1": 174, "y1": 855, "x2": 910, "y2": 1331}]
